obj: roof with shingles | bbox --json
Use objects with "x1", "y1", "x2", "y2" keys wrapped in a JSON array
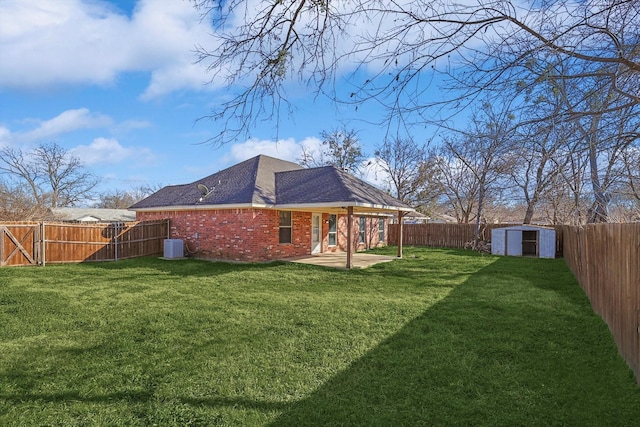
[
  {"x1": 275, "y1": 166, "x2": 410, "y2": 209},
  {"x1": 130, "y1": 154, "x2": 412, "y2": 212}
]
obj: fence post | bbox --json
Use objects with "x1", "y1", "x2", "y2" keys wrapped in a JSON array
[
  {"x1": 41, "y1": 222, "x2": 46, "y2": 267},
  {"x1": 114, "y1": 223, "x2": 119, "y2": 261}
]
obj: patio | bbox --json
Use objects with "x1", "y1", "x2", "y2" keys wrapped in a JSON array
[{"x1": 288, "y1": 252, "x2": 396, "y2": 269}]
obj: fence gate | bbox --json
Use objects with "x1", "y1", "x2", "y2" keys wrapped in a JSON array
[{"x1": 0, "y1": 224, "x2": 40, "y2": 266}]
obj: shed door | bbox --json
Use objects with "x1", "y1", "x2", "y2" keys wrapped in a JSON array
[
  {"x1": 522, "y1": 230, "x2": 538, "y2": 256},
  {"x1": 311, "y1": 214, "x2": 321, "y2": 254},
  {"x1": 538, "y1": 229, "x2": 556, "y2": 258},
  {"x1": 506, "y1": 230, "x2": 522, "y2": 256}
]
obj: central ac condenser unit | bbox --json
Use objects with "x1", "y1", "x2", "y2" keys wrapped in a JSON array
[{"x1": 163, "y1": 239, "x2": 184, "y2": 258}]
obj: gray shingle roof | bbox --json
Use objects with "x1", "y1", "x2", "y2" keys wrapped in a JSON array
[
  {"x1": 130, "y1": 154, "x2": 412, "y2": 212},
  {"x1": 130, "y1": 155, "x2": 301, "y2": 209},
  {"x1": 275, "y1": 166, "x2": 411, "y2": 209}
]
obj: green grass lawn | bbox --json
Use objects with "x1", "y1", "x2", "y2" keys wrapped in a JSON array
[{"x1": 0, "y1": 247, "x2": 638, "y2": 426}]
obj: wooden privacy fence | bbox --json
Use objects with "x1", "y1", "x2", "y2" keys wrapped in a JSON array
[
  {"x1": 389, "y1": 222, "x2": 637, "y2": 382},
  {"x1": 0, "y1": 220, "x2": 169, "y2": 266},
  {"x1": 388, "y1": 223, "x2": 563, "y2": 251},
  {"x1": 562, "y1": 223, "x2": 640, "y2": 384}
]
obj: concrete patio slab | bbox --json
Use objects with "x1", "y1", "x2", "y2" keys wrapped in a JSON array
[{"x1": 287, "y1": 253, "x2": 396, "y2": 269}]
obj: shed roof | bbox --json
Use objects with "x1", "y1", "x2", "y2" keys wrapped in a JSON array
[
  {"x1": 492, "y1": 225, "x2": 555, "y2": 231},
  {"x1": 130, "y1": 154, "x2": 413, "y2": 213}
]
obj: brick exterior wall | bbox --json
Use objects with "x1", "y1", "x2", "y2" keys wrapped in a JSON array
[
  {"x1": 322, "y1": 213, "x2": 387, "y2": 253},
  {"x1": 137, "y1": 209, "x2": 387, "y2": 262}
]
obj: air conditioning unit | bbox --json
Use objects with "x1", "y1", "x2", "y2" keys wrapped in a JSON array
[{"x1": 163, "y1": 239, "x2": 184, "y2": 258}]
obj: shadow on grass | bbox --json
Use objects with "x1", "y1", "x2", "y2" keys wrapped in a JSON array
[
  {"x1": 268, "y1": 256, "x2": 640, "y2": 426},
  {"x1": 2, "y1": 253, "x2": 638, "y2": 425}
]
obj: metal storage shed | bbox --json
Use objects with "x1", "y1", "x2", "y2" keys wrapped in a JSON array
[{"x1": 491, "y1": 225, "x2": 556, "y2": 259}]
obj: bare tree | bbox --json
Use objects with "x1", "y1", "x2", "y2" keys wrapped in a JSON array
[
  {"x1": 616, "y1": 146, "x2": 640, "y2": 204},
  {"x1": 95, "y1": 190, "x2": 140, "y2": 209},
  {"x1": 0, "y1": 143, "x2": 98, "y2": 209},
  {"x1": 95, "y1": 185, "x2": 163, "y2": 209},
  {"x1": 430, "y1": 150, "x2": 479, "y2": 224},
  {"x1": 441, "y1": 103, "x2": 515, "y2": 246},
  {"x1": 299, "y1": 127, "x2": 365, "y2": 173},
  {"x1": 0, "y1": 181, "x2": 50, "y2": 221},
  {"x1": 374, "y1": 137, "x2": 429, "y2": 206},
  {"x1": 192, "y1": 0, "x2": 639, "y2": 144},
  {"x1": 190, "y1": 0, "x2": 640, "y2": 225},
  {"x1": 504, "y1": 122, "x2": 568, "y2": 224}
]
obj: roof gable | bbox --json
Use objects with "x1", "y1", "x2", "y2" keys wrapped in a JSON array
[
  {"x1": 131, "y1": 155, "x2": 411, "y2": 212},
  {"x1": 130, "y1": 155, "x2": 301, "y2": 209},
  {"x1": 276, "y1": 166, "x2": 411, "y2": 209}
]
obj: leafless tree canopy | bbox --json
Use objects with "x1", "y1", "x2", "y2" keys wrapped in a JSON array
[
  {"x1": 0, "y1": 143, "x2": 99, "y2": 211},
  {"x1": 192, "y1": 0, "x2": 639, "y2": 223},
  {"x1": 374, "y1": 137, "x2": 428, "y2": 204},
  {"x1": 193, "y1": 0, "x2": 639, "y2": 142}
]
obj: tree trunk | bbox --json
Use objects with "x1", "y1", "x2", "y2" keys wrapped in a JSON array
[
  {"x1": 474, "y1": 183, "x2": 486, "y2": 249},
  {"x1": 588, "y1": 138, "x2": 608, "y2": 223},
  {"x1": 523, "y1": 202, "x2": 535, "y2": 224}
]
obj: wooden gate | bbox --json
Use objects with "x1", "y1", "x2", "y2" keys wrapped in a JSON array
[
  {"x1": 1, "y1": 220, "x2": 169, "y2": 267},
  {"x1": 0, "y1": 223, "x2": 41, "y2": 266}
]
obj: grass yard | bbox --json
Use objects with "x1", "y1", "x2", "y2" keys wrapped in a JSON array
[{"x1": 0, "y1": 247, "x2": 638, "y2": 426}]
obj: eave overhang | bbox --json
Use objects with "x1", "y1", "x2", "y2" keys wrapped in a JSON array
[{"x1": 132, "y1": 201, "x2": 414, "y2": 215}]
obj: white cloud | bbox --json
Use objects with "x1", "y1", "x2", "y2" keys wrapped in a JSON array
[
  {"x1": 113, "y1": 119, "x2": 152, "y2": 134},
  {"x1": 228, "y1": 137, "x2": 319, "y2": 164},
  {"x1": 0, "y1": 126, "x2": 11, "y2": 148},
  {"x1": 19, "y1": 108, "x2": 113, "y2": 143},
  {"x1": 0, "y1": 110, "x2": 156, "y2": 169},
  {"x1": 70, "y1": 137, "x2": 154, "y2": 165},
  {"x1": 141, "y1": 61, "x2": 210, "y2": 100},
  {"x1": 0, "y1": 0, "x2": 219, "y2": 97}
]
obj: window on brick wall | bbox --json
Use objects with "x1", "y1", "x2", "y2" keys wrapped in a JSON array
[
  {"x1": 328, "y1": 214, "x2": 337, "y2": 246},
  {"x1": 378, "y1": 218, "x2": 385, "y2": 242},
  {"x1": 359, "y1": 216, "x2": 366, "y2": 243},
  {"x1": 279, "y1": 211, "x2": 292, "y2": 244}
]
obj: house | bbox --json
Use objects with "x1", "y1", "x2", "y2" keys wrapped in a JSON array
[
  {"x1": 50, "y1": 207, "x2": 136, "y2": 223},
  {"x1": 130, "y1": 155, "x2": 414, "y2": 267}
]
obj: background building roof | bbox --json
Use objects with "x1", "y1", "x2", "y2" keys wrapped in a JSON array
[{"x1": 50, "y1": 208, "x2": 136, "y2": 222}]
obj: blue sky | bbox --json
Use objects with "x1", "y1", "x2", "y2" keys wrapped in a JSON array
[{"x1": 0, "y1": 0, "x2": 445, "y2": 201}]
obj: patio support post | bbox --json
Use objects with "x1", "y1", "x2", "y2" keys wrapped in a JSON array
[
  {"x1": 346, "y1": 206, "x2": 353, "y2": 269},
  {"x1": 397, "y1": 210, "x2": 403, "y2": 258}
]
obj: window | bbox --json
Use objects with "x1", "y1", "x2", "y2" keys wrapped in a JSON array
[
  {"x1": 359, "y1": 217, "x2": 366, "y2": 243},
  {"x1": 328, "y1": 214, "x2": 337, "y2": 246},
  {"x1": 378, "y1": 218, "x2": 385, "y2": 242},
  {"x1": 279, "y1": 211, "x2": 292, "y2": 244}
]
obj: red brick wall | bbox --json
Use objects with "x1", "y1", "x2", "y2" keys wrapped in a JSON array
[
  {"x1": 322, "y1": 213, "x2": 387, "y2": 253},
  {"x1": 137, "y1": 209, "x2": 387, "y2": 262},
  {"x1": 136, "y1": 209, "x2": 311, "y2": 262}
]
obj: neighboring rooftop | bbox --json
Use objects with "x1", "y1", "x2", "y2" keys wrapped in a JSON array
[{"x1": 50, "y1": 208, "x2": 136, "y2": 223}]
